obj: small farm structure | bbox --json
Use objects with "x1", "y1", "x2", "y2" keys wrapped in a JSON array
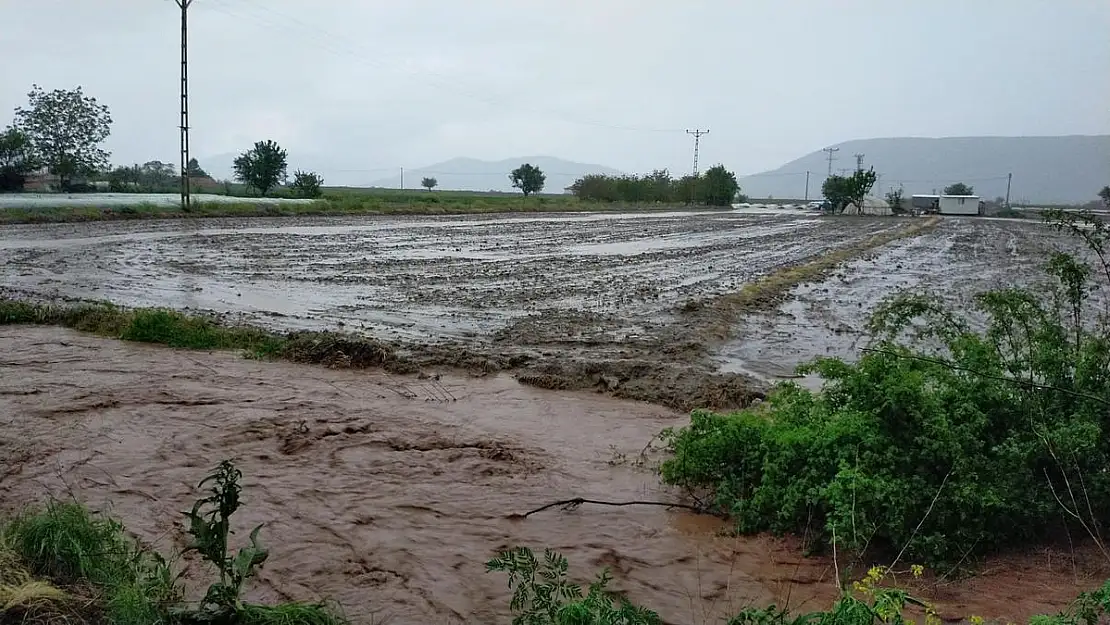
[
  {"x1": 939, "y1": 194, "x2": 983, "y2": 216},
  {"x1": 911, "y1": 194, "x2": 939, "y2": 212}
]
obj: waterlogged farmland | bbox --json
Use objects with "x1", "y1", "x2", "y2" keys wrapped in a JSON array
[
  {"x1": 0, "y1": 210, "x2": 899, "y2": 360},
  {"x1": 2, "y1": 208, "x2": 1108, "y2": 624},
  {"x1": 0, "y1": 210, "x2": 1084, "y2": 382}
]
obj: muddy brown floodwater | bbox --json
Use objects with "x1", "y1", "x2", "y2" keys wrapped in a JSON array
[{"x1": 2, "y1": 328, "x2": 1105, "y2": 624}]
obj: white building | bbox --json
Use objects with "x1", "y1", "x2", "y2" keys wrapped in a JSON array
[{"x1": 938, "y1": 194, "x2": 982, "y2": 216}]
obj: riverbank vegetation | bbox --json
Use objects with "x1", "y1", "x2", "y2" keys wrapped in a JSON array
[
  {"x1": 661, "y1": 208, "x2": 1110, "y2": 573},
  {"x1": 0, "y1": 300, "x2": 415, "y2": 374}
]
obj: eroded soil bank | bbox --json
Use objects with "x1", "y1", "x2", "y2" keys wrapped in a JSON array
[{"x1": 1, "y1": 327, "x2": 1104, "y2": 624}]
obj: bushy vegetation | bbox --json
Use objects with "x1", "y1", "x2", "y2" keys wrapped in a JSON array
[
  {"x1": 486, "y1": 547, "x2": 1110, "y2": 625},
  {"x1": 821, "y1": 168, "x2": 877, "y2": 213},
  {"x1": 1, "y1": 461, "x2": 342, "y2": 625},
  {"x1": 234, "y1": 140, "x2": 289, "y2": 197},
  {"x1": 567, "y1": 165, "x2": 743, "y2": 206},
  {"x1": 510, "y1": 163, "x2": 546, "y2": 197},
  {"x1": 290, "y1": 170, "x2": 324, "y2": 198},
  {"x1": 660, "y1": 209, "x2": 1110, "y2": 568},
  {"x1": 944, "y1": 182, "x2": 974, "y2": 196}
]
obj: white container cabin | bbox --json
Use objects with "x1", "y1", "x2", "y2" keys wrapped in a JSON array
[{"x1": 938, "y1": 194, "x2": 982, "y2": 216}]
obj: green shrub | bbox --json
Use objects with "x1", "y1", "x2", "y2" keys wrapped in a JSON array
[
  {"x1": 487, "y1": 547, "x2": 662, "y2": 625},
  {"x1": 661, "y1": 211, "x2": 1110, "y2": 567}
]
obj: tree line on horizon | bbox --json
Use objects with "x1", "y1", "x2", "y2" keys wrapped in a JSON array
[
  {"x1": 565, "y1": 165, "x2": 743, "y2": 206},
  {"x1": 4, "y1": 83, "x2": 1108, "y2": 210},
  {"x1": 0, "y1": 84, "x2": 323, "y2": 199}
]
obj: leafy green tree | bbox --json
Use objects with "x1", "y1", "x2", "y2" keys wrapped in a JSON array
[
  {"x1": 700, "y1": 164, "x2": 740, "y2": 206},
  {"x1": 12, "y1": 84, "x2": 112, "y2": 190},
  {"x1": 106, "y1": 161, "x2": 177, "y2": 192},
  {"x1": 232, "y1": 140, "x2": 287, "y2": 196},
  {"x1": 821, "y1": 167, "x2": 878, "y2": 213},
  {"x1": 1099, "y1": 185, "x2": 1110, "y2": 209},
  {"x1": 186, "y1": 157, "x2": 208, "y2": 177},
  {"x1": 885, "y1": 186, "x2": 905, "y2": 214},
  {"x1": 944, "y1": 182, "x2": 974, "y2": 195},
  {"x1": 510, "y1": 163, "x2": 545, "y2": 197},
  {"x1": 0, "y1": 126, "x2": 36, "y2": 192},
  {"x1": 421, "y1": 176, "x2": 438, "y2": 191},
  {"x1": 106, "y1": 165, "x2": 140, "y2": 192},
  {"x1": 290, "y1": 170, "x2": 323, "y2": 198}
]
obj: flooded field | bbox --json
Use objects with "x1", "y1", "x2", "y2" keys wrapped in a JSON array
[
  {"x1": 1, "y1": 210, "x2": 1093, "y2": 401},
  {"x1": 1, "y1": 327, "x2": 1101, "y2": 624},
  {"x1": 715, "y1": 217, "x2": 1106, "y2": 380},
  {"x1": 0, "y1": 209, "x2": 916, "y2": 408},
  {"x1": 0, "y1": 210, "x2": 892, "y2": 342}
]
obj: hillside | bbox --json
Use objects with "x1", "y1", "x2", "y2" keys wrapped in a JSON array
[
  {"x1": 739, "y1": 135, "x2": 1110, "y2": 205},
  {"x1": 367, "y1": 156, "x2": 624, "y2": 193}
]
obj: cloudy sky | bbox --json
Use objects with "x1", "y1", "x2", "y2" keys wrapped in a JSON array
[{"x1": 2, "y1": 0, "x2": 1108, "y2": 182}]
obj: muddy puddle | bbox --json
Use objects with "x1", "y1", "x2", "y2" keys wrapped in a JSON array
[
  {"x1": 1, "y1": 327, "x2": 1104, "y2": 624},
  {"x1": 718, "y1": 217, "x2": 1110, "y2": 382}
]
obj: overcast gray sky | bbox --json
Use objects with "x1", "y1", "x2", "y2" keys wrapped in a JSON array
[{"x1": 2, "y1": 0, "x2": 1108, "y2": 180}]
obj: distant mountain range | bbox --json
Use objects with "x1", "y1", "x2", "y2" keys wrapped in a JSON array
[
  {"x1": 366, "y1": 156, "x2": 623, "y2": 193},
  {"x1": 738, "y1": 135, "x2": 1110, "y2": 205}
]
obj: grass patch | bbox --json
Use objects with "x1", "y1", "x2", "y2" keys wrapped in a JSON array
[
  {"x1": 0, "y1": 299, "x2": 411, "y2": 372},
  {"x1": 0, "y1": 190, "x2": 706, "y2": 225},
  {"x1": 3, "y1": 501, "x2": 176, "y2": 625},
  {"x1": 0, "y1": 463, "x2": 345, "y2": 625}
]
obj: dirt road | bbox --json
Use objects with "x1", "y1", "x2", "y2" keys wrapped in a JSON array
[{"x1": 1, "y1": 328, "x2": 1101, "y2": 624}]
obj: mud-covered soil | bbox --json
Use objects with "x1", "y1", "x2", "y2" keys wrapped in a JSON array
[
  {"x1": 718, "y1": 217, "x2": 1110, "y2": 381},
  {"x1": 0, "y1": 211, "x2": 899, "y2": 341},
  {"x1": 0, "y1": 210, "x2": 917, "y2": 409},
  {"x1": 2, "y1": 328, "x2": 1104, "y2": 624}
]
